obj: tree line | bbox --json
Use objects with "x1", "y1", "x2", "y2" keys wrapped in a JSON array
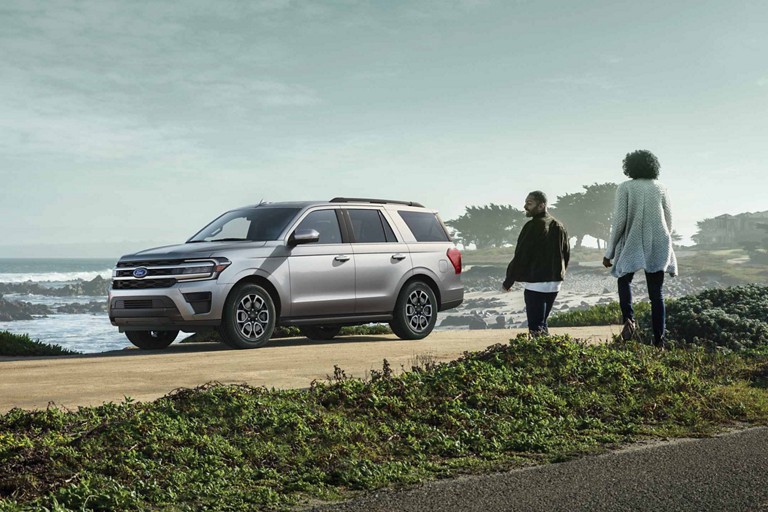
[{"x1": 445, "y1": 183, "x2": 619, "y2": 249}]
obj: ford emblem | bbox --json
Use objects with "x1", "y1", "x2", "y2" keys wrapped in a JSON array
[{"x1": 133, "y1": 267, "x2": 149, "y2": 278}]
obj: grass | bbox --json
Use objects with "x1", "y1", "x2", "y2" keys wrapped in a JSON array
[
  {"x1": 1, "y1": 334, "x2": 767, "y2": 511},
  {"x1": 549, "y1": 301, "x2": 651, "y2": 327}
]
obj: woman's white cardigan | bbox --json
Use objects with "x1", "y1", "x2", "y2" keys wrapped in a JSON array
[{"x1": 604, "y1": 179, "x2": 678, "y2": 278}]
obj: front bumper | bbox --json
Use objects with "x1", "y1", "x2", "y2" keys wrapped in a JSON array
[{"x1": 108, "y1": 280, "x2": 227, "y2": 332}]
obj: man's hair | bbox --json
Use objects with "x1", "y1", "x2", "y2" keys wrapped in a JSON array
[
  {"x1": 623, "y1": 150, "x2": 660, "y2": 179},
  {"x1": 528, "y1": 190, "x2": 547, "y2": 205}
]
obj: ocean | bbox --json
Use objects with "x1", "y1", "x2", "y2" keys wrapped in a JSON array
[
  {"x1": 0, "y1": 258, "x2": 470, "y2": 355},
  {"x1": 0, "y1": 258, "x2": 126, "y2": 354}
]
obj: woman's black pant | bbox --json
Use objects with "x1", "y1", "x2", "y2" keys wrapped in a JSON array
[{"x1": 618, "y1": 271, "x2": 665, "y2": 346}]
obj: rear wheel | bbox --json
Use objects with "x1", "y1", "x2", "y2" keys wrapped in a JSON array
[
  {"x1": 299, "y1": 326, "x2": 342, "y2": 341},
  {"x1": 219, "y1": 283, "x2": 276, "y2": 349},
  {"x1": 125, "y1": 330, "x2": 178, "y2": 350},
  {"x1": 389, "y1": 281, "x2": 437, "y2": 340}
]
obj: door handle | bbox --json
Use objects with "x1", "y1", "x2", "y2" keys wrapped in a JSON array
[
  {"x1": 391, "y1": 254, "x2": 407, "y2": 261},
  {"x1": 334, "y1": 255, "x2": 351, "y2": 262}
]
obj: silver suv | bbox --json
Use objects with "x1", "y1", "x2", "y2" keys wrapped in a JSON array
[{"x1": 109, "y1": 198, "x2": 463, "y2": 349}]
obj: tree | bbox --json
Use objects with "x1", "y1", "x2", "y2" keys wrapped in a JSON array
[
  {"x1": 445, "y1": 204, "x2": 526, "y2": 249},
  {"x1": 552, "y1": 182, "x2": 617, "y2": 249},
  {"x1": 581, "y1": 182, "x2": 618, "y2": 247}
]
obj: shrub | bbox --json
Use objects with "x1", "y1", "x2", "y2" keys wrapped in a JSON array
[
  {"x1": 641, "y1": 285, "x2": 768, "y2": 351},
  {"x1": 0, "y1": 331, "x2": 79, "y2": 357}
]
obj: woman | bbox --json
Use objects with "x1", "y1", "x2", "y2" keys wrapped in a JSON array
[{"x1": 603, "y1": 150, "x2": 677, "y2": 348}]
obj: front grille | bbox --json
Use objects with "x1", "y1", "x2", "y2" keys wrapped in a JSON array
[
  {"x1": 115, "y1": 267, "x2": 177, "y2": 278},
  {"x1": 116, "y1": 259, "x2": 185, "y2": 268},
  {"x1": 113, "y1": 279, "x2": 177, "y2": 290}
]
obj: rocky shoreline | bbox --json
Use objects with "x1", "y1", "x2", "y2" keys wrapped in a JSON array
[
  {"x1": 0, "y1": 276, "x2": 109, "y2": 321},
  {"x1": 437, "y1": 263, "x2": 742, "y2": 330}
]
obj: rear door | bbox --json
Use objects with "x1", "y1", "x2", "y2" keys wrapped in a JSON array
[
  {"x1": 345, "y1": 208, "x2": 412, "y2": 314},
  {"x1": 287, "y1": 208, "x2": 356, "y2": 317}
]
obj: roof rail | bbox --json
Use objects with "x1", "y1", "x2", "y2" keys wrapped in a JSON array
[{"x1": 329, "y1": 197, "x2": 424, "y2": 208}]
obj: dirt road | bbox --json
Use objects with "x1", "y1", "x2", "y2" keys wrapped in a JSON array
[{"x1": 0, "y1": 326, "x2": 619, "y2": 412}]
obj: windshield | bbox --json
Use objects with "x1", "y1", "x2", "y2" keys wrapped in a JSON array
[{"x1": 188, "y1": 207, "x2": 301, "y2": 243}]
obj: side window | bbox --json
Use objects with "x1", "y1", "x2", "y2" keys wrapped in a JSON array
[
  {"x1": 348, "y1": 209, "x2": 391, "y2": 243},
  {"x1": 398, "y1": 211, "x2": 450, "y2": 242},
  {"x1": 379, "y1": 212, "x2": 398, "y2": 242},
  {"x1": 295, "y1": 209, "x2": 342, "y2": 244}
]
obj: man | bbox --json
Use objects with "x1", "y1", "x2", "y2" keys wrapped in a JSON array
[{"x1": 502, "y1": 191, "x2": 570, "y2": 336}]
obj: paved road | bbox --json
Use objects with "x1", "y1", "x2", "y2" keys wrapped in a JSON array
[
  {"x1": 0, "y1": 326, "x2": 617, "y2": 412},
  {"x1": 309, "y1": 427, "x2": 768, "y2": 512}
]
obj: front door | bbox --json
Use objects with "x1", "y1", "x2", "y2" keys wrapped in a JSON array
[{"x1": 287, "y1": 209, "x2": 356, "y2": 317}]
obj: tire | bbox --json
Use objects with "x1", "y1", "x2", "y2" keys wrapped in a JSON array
[
  {"x1": 299, "y1": 325, "x2": 342, "y2": 341},
  {"x1": 125, "y1": 330, "x2": 178, "y2": 350},
  {"x1": 219, "y1": 283, "x2": 276, "y2": 349},
  {"x1": 389, "y1": 281, "x2": 437, "y2": 340}
]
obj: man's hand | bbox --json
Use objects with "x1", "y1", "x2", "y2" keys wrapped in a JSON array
[
  {"x1": 501, "y1": 286, "x2": 510, "y2": 293},
  {"x1": 602, "y1": 257, "x2": 612, "y2": 268}
]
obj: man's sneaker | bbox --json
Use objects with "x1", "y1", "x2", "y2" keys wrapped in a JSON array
[{"x1": 621, "y1": 319, "x2": 637, "y2": 341}]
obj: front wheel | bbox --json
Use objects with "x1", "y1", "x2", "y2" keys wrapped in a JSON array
[
  {"x1": 299, "y1": 326, "x2": 342, "y2": 341},
  {"x1": 219, "y1": 283, "x2": 276, "y2": 349},
  {"x1": 389, "y1": 281, "x2": 437, "y2": 340},
  {"x1": 125, "y1": 330, "x2": 178, "y2": 350}
]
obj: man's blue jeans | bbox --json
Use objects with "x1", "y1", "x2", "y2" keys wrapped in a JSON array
[
  {"x1": 524, "y1": 289, "x2": 558, "y2": 334},
  {"x1": 618, "y1": 271, "x2": 665, "y2": 346}
]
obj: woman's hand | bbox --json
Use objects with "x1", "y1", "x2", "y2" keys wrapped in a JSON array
[{"x1": 602, "y1": 257, "x2": 612, "y2": 268}]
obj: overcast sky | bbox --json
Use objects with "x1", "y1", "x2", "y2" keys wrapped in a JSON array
[{"x1": 2, "y1": 0, "x2": 766, "y2": 258}]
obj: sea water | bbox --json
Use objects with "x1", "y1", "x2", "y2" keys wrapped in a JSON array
[{"x1": 0, "y1": 258, "x2": 128, "y2": 354}]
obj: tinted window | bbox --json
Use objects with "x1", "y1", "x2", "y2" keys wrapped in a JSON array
[
  {"x1": 189, "y1": 207, "x2": 300, "y2": 242},
  {"x1": 348, "y1": 209, "x2": 388, "y2": 243},
  {"x1": 296, "y1": 210, "x2": 342, "y2": 244},
  {"x1": 398, "y1": 211, "x2": 449, "y2": 242}
]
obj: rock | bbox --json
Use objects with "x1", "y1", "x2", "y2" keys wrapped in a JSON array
[{"x1": 0, "y1": 298, "x2": 52, "y2": 321}]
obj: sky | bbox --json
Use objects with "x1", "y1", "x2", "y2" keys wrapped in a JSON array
[{"x1": 1, "y1": 0, "x2": 767, "y2": 258}]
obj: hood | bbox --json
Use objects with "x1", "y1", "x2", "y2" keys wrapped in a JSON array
[{"x1": 119, "y1": 241, "x2": 268, "y2": 262}]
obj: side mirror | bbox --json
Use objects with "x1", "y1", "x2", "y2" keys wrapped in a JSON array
[{"x1": 288, "y1": 228, "x2": 321, "y2": 247}]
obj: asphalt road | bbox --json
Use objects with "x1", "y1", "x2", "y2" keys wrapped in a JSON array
[
  {"x1": 308, "y1": 427, "x2": 768, "y2": 512},
  {"x1": 0, "y1": 326, "x2": 617, "y2": 412}
]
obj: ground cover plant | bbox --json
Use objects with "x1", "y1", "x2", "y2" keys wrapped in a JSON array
[
  {"x1": 0, "y1": 331, "x2": 78, "y2": 357},
  {"x1": 548, "y1": 301, "x2": 651, "y2": 327},
  {"x1": 1, "y1": 335, "x2": 767, "y2": 511},
  {"x1": 658, "y1": 285, "x2": 768, "y2": 351},
  {"x1": 550, "y1": 285, "x2": 768, "y2": 352}
]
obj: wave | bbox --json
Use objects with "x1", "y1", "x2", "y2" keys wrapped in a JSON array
[{"x1": 0, "y1": 269, "x2": 113, "y2": 284}]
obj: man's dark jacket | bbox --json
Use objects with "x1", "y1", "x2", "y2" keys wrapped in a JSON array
[{"x1": 503, "y1": 212, "x2": 570, "y2": 289}]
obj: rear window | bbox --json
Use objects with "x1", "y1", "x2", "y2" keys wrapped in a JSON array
[
  {"x1": 348, "y1": 209, "x2": 398, "y2": 243},
  {"x1": 398, "y1": 211, "x2": 450, "y2": 242}
]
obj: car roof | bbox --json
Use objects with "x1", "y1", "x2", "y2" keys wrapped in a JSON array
[{"x1": 240, "y1": 198, "x2": 427, "y2": 210}]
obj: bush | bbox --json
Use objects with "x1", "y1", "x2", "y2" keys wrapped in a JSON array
[
  {"x1": 0, "y1": 331, "x2": 79, "y2": 357},
  {"x1": 644, "y1": 285, "x2": 768, "y2": 351}
]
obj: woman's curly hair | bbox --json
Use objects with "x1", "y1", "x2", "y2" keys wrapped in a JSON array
[{"x1": 623, "y1": 150, "x2": 660, "y2": 179}]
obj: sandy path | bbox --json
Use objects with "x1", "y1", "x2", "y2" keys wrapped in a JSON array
[{"x1": 0, "y1": 326, "x2": 620, "y2": 412}]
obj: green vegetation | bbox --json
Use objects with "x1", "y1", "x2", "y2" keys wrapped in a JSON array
[
  {"x1": 658, "y1": 285, "x2": 768, "y2": 351},
  {"x1": 550, "y1": 285, "x2": 768, "y2": 352},
  {"x1": 675, "y1": 249, "x2": 768, "y2": 285},
  {"x1": 549, "y1": 302, "x2": 651, "y2": 327},
  {"x1": 2, "y1": 335, "x2": 767, "y2": 510},
  {"x1": 0, "y1": 331, "x2": 78, "y2": 357}
]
